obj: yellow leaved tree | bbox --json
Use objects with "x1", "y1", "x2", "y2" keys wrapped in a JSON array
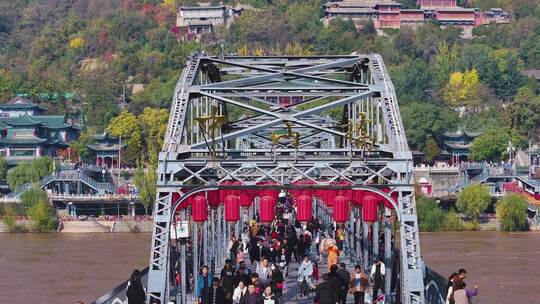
[
  {"x1": 68, "y1": 37, "x2": 85, "y2": 49},
  {"x1": 442, "y1": 69, "x2": 488, "y2": 114}
]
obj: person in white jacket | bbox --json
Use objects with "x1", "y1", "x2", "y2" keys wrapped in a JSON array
[
  {"x1": 370, "y1": 259, "x2": 386, "y2": 302},
  {"x1": 232, "y1": 281, "x2": 247, "y2": 304}
]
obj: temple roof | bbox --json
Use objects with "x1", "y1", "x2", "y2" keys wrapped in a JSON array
[
  {"x1": 87, "y1": 143, "x2": 126, "y2": 151},
  {"x1": 0, "y1": 136, "x2": 47, "y2": 144},
  {"x1": 1, "y1": 115, "x2": 41, "y2": 126},
  {"x1": 0, "y1": 96, "x2": 47, "y2": 111},
  {"x1": 0, "y1": 114, "x2": 77, "y2": 129},
  {"x1": 443, "y1": 141, "x2": 472, "y2": 149},
  {"x1": 443, "y1": 127, "x2": 481, "y2": 139}
]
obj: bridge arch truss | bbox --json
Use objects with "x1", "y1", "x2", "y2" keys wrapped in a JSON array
[{"x1": 147, "y1": 54, "x2": 425, "y2": 304}]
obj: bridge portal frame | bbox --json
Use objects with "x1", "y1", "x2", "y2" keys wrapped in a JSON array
[{"x1": 147, "y1": 54, "x2": 425, "y2": 304}]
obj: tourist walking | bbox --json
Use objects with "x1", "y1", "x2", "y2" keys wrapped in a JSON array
[
  {"x1": 232, "y1": 281, "x2": 247, "y2": 304},
  {"x1": 205, "y1": 277, "x2": 226, "y2": 304},
  {"x1": 349, "y1": 265, "x2": 368, "y2": 304},
  {"x1": 229, "y1": 236, "x2": 240, "y2": 267},
  {"x1": 197, "y1": 266, "x2": 213, "y2": 304},
  {"x1": 221, "y1": 265, "x2": 237, "y2": 304},
  {"x1": 255, "y1": 257, "x2": 272, "y2": 285},
  {"x1": 297, "y1": 255, "x2": 315, "y2": 289},
  {"x1": 327, "y1": 240, "x2": 340, "y2": 272},
  {"x1": 126, "y1": 269, "x2": 145, "y2": 304},
  {"x1": 270, "y1": 264, "x2": 284, "y2": 297},
  {"x1": 319, "y1": 233, "x2": 331, "y2": 263},
  {"x1": 448, "y1": 278, "x2": 468, "y2": 304},
  {"x1": 315, "y1": 273, "x2": 339, "y2": 304},
  {"x1": 259, "y1": 285, "x2": 279, "y2": 304},
  {"x1": 370, "y1": 259, "x2": 385, "y2": 302},
  {"x1": 239, "y1": 284, "x2": 259, "y2": 304},
  {"x1": 337, "y1": 263, "x2": 350, "y2": 304}
]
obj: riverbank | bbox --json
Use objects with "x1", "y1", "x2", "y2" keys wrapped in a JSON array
[{"x1": 0, "y1": 220, "x2": 153, "y2": 233}]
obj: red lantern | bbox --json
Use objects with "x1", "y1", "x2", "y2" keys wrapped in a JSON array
[
  {"x1": 239, "y1": 192, "x2": 254, "y2": 207},
  {"x1": 290, "y1": 180, "x2": 316, "y2": 199},
  {"x1": 224, "y1": 195, "x2": 240, "y2": 222},
  {"x1": 207, "y1": 190, "x2": 220, "y2": 208},
  {"x1": 192, "y1": 195, "x2": 208, "y2": 223},
  {"x1": 296, "y1": 195, "x2": 313, "y2": 222},
  {"x1": 332, "y1": 195, "x2": 349, "y2": 223},
  {"x1": 352, "y1": 189, "x2": 364, "y2": 206},
  {"x1": 260, "y1": 195, "x2": 276, "y2": 223},
  {"x1": 332, "y1": 180, "x2": 353, "y2": 201},
  {"x1": 317, "y1": 189, "x2": 336, "y2": 206},
  {"x1": 362, "y1": 194, "x2": 379, "y2": 222},
  {"x1": 257, "y1": 181, "x2": 279, "y2": 200}
]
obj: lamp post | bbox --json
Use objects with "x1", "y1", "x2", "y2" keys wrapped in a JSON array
[{"x1": 507, "y1": 140, "x2": 516, "y2": 173}]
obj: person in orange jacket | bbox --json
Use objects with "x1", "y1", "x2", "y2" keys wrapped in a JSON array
[{"x1": 327, "y1": 240, "x2": 340, "y2": 272}]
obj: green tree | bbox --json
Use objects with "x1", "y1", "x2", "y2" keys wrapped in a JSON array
[
  {"x1": 478, "y1": 49, "x2": 523, "y2": 99},
  {"x1": 21, "y1": 187, "x2": 49, "y2": 211},
  {"x1": 133, "y1": 159, "x2": 156, "y2": 215},
  {"x1": 456, "y1": 183, "x2": 491, "y2": 221},
  {"x1": 470, "y1": 128, "x2": 526, "y2": 161},
  {"x1": 108, "y1": 110, "x2": 142, "y2": 166},
  {"x1": 496, "y1": 193, "x2": 529, "y2": 231},
  {"x1": 416, "y1": 195, "x2": 445, "y2": 231},
  {"x1": 26, "y1": 190, "x2": 57, "y2": 232},
  {"x1": 423, "y1": 137, "x2": 441, "y2": 162},
  {"x1": 138, "y1": 107, "x2": 169, "y2": 161},
  {"x1": 0, "y1": 157, "x2": 7, "y2": 179},
  {"x1": 432, "y1": 41, "x2": 459, "y2": 90},
  {"x1": 505, "y1": 86, "x2": 540, "y2": 135},
  {"x1": 401, "y1": 102, "x2": 456, "y2": 150},
  {"x1": 391, "y1": 59, "x2": 434, "y2": 105},
  {"x1": 7, "y1": 158, "x2": 53, "y2": 190},
  {"x1": 69, "y1": 128, "x2": 96, "y2": 162},
  {"x1": 7, "y1": 162, "x2": 33, "y2": 189}
]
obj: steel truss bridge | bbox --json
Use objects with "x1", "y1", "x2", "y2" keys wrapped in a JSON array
[{"x1": 146, "y1": 54, "x2": 429, "y2": 304}]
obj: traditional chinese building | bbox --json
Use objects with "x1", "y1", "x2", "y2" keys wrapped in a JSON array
[
  {"x1": 322, "y1": 0, "x2": 509, "y2": 30},
  {"x1": 440, "y1": 128, "x2": 480, "y2": 164},
  {"x1": 418, "y1": 0, "x2": 457, "y2": 9},
  {"x1": 435, "y1": 7, "x2": 476, "y2": 25},
  {"x1": 86, "y1": 132, "x2": 126, "y2": 169},
  {"x1": 0, "y1": 97, "x2": 80, "y2": 164},
  {"x1": 176, "y1": 5, "x2": 243, "y2": 40}
]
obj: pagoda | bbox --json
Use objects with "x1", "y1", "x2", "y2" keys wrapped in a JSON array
[
  {"x1": 86, "y1": 132, "x2": 125, "y2": 169},
  {"x1": 0, "y1": 97, "x2": 80, "y2": 164},
  {"x1": 440, "y1": 127, "x2": 481, "y2": 164}
]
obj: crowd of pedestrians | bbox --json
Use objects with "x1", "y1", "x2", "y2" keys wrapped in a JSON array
[{"x1": 173, "y1": 192, "x2": 392, "y2": 304}]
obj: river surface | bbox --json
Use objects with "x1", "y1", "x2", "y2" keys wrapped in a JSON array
[{"x1": 0, "y1": 231, "x2": 539, "y2": 304}]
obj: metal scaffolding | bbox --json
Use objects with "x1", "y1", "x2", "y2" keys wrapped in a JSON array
[{"x1": 147, "y1": 54, "x2": 425, "y2": 304}]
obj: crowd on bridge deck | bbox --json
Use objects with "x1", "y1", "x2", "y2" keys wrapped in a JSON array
[{"x1": 161, "y1": 192, "x2": 391, "y2": 304}]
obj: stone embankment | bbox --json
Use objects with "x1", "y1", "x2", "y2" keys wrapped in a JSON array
[{"x1": 0, "y1": 220, "x2": 152, "y2": 233}]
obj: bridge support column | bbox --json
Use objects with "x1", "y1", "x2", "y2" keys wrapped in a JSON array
[
  {"x1": 373, "y1": 221, "x2": 379, "y2": 261},
  {"x1": 362, "y1": 221, "x2": 369, "y2": 271},
  {"x1": 210, "y1": 209, "x2": 216, "y2": 276},
  {"x1": 384, "y1": 207, "x2": 392, "y2": 302},
  {"x1": 180, "y1": 233, "x2": 186, "y2": 304},
  {"x1": 203, "y1": 219, "x2": 208, "y2": 267},
  {"x1": 193, "y1": 222, "x2": 199, "y2": 302},
  {"x1": 355, "y1": 211, "x2": 362, "y2": 266}
]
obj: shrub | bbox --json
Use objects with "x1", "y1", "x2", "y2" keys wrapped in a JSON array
[
  {"x1": 3, "y1": 204, "x2": 17, "y2": 232},
  {"x1": 456, "y1": 183, "x2": 491, "y2": 220},
  {"x1": 416, "y1": 195, "x2": 445, "y2": 231},
  {"x1": 496, "y1": 193, "x2": 529, "y2": 231},
  {"x1": 443, "y1": 210, "x2": 464, "y2": 231},
  {"x1": 27, "y1": 200, "x2": 57, "y2": 232}
]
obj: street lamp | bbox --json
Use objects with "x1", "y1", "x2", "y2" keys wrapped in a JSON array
[{"x1": 507, "y1": 140, "x2": 516, "y2": 170}]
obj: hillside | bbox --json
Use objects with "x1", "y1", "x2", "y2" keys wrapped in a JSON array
[{"x1": 1, "y1": 0, "x2": 540, "y2": 162}]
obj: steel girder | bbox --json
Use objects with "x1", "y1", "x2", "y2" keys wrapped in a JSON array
[{"x1": 147, "y1": 55, "x2": 425, "y2": 304}]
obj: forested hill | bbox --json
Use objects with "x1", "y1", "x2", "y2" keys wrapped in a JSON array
[{"x1": 1, "y1": 0, "x2": 540, "y2": 163}]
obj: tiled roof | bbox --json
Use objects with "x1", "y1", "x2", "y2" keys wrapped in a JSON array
[
  {"x1": 0, "y1": 115, "x2": 41, "y2": 126},
  {"x1": 0, "y1": 136, "x2": 47, "y2": 144}
]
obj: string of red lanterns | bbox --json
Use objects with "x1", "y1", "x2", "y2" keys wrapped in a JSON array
[{"x1": 172, "y1": 181, "x2": 398, "y2": 224}]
